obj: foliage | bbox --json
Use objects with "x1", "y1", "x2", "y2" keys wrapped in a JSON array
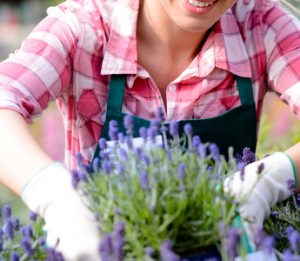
[{"x1": 0, "y1": 205, "x2": 63, "y2": 261}]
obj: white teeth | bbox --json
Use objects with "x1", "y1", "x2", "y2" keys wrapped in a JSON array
[{"x1": 186, "y1": 0, "x2": 214, "y2": 7}]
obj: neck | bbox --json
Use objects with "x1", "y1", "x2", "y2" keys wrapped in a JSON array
[{"x1": 137, "y1": 1, "x2": 207, "y2": 61}]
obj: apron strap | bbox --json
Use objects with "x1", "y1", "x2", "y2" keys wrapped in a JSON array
[
  {"x1": 236, "y1": 76, "x2": 254, "y2": 105},
  {"x1": 107, "y1": 74, "x2": 126, "y2": 112}
]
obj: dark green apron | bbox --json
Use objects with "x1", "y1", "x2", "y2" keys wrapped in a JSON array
[
  {"x1": 93, "y1": 74, "x2": 257, "y2": 260},
  {"x1": 93, "y1": 74, "x2": 257, "y2": 159}
]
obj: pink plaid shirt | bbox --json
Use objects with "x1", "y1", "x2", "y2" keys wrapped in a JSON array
[{"x1": 1, "y1": 0, "x2": 300, "y2": 170}]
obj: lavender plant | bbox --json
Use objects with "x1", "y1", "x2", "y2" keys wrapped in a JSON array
[
  {"x1": 74, "y1": 116, "x2": 248, "y2": 260},
  {"x1": 0, "y1": 205, "x2": 63, "y2": 261}
]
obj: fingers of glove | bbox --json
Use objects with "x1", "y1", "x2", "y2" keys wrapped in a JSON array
[
  {"x1": 43, "y1": 197, "x2": 100, "y2": 260},
  {"x1": 239, "y1": 189, "x2": 268, "y2": 224},
  {"x1": 46, "y1": 229, "x2": 100, "y2": 261}
]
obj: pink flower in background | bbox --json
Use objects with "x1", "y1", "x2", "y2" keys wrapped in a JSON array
[{"x1": 41, "y1": 108, "x2": 65, "y2": 162}]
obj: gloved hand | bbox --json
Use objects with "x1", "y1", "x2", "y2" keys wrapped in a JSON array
[
  {"x1": 21, "y1": 162, "x2": 100, "y2": 261},
  {"x1": 225, "y1": 152, "x2": 297, "y2": 247}
]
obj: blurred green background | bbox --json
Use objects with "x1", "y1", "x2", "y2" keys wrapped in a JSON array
[{"x1": 0, "y1": 0, "x2": 300, "y2": 222}]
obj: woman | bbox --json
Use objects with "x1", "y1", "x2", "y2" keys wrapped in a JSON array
[{"x1": 0, "y1": 0, "x2": 299, "y2": 260}]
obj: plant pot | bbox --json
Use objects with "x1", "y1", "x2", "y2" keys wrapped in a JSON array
[{"x1": 179, "y1": 245, "x2": 221, "y2": 261}]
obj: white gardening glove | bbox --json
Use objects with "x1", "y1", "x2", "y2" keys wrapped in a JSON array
[
  {"x1": 21, "y1": 162, "x2": 100, "y2": 261},
  {"x1": 225, "y1": 152, "x2": 297, "y2": 247}
]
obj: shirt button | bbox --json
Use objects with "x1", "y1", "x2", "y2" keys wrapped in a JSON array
[{"x1": 168, "y1": 85, "x2": 177, "y2": 93}]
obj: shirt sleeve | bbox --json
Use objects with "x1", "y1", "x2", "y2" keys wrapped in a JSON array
[
  {"x1": 0, "y1": 2, "x2": 81, "y2": 123},
  {"x1": 264, "y1": 3, "x2": 300, "y2": 119}
]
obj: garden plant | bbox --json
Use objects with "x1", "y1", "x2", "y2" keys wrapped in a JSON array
[{"x1": 0, "y1": 113, "x2": 299, "y2": 261}]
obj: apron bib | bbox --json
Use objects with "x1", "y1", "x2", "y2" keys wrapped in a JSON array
[{"x1": 93, "y1": 74, "x2": 257, "y2": 159}]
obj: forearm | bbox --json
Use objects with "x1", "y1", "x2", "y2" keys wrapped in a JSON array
[
  {"x1": 0, "y1": 109, "x2": 53, "y2": 194},
  {"x1": 284, "y1": 142, "x2": 300, "y2": 192}
]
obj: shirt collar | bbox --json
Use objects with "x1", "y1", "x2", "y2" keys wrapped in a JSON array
[
  {"x1": 101, "y1": 0, "x2": 139, "y2": 75},
  {"x1": 183, "y1": 8, "x2": 252, "y2": 80},
  {"x1": 101, "y1": 2, "x2": 252, "y2": 78}
]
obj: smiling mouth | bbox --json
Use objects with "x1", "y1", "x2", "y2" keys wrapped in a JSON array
[{"x1": 184, "y1": 0, "x2": 216, "y2": 7}]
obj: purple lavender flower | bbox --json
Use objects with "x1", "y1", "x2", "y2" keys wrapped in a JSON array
[
  {"x1": 78, "y1": 171, "x2": 88, "y2": 183},
  {"x1": 109, "y1": 120, "x2": 119, "y2": 140},
  {"x1": 11, "y1": 217, "x2": 20, "y2": 231},
  {"x1": 140, "y1": 170, "x2": 149, "y2": 190},
  {"x1": 134, "y1": 148, "x2": 143, "y2": 159},
  {"x1": 192, "y1": 136, "x2": 201, "y2": 148},
  {"x1": 10, "y1": 252, "x2": 19, "y2": 261},
  {"x1": 225, "y1": 228, "x2": 239, "y2": 259},
  {"x1": 4, "y1": 219, "x2": 14, "y2": 240},
  {"x1": 29, "y1": 211, "x2": 37, "y2": 222},
  {"x1": 254, "y1": 226, "x2": 266, "y2": 247},
  {"x1": 124, "y1": 115, "x2": 134, "y2": 135},
  {"x1": 160, "y1": 240, "x2": 180, "y2": 261},
  {"x1": 114, "y1": 208, "x2": 122, "y2": 216},
  {"x1": 21, "y1": 238, "x2": 33, "y2": 256},
  {"x1": 99, "y1": 234, "x2": 113, "y2": 261},
  {"x1": 0, "y1": 238, "x2": 3, "y2": 252},
  {"x1": 141, "y1": 153, "x2": 151, "y2": 166},
  {"x1": 285, "y1": 226, "x2": 295, "y2": 237},
  {"x1": 99, "y1": 138, "x2": 107, "y2": 150},
  {"x1": 287, "y1": 229, "x2": 300, "y2": 251},
  {"x1": 139, "y1": 127, "x2": 147, "y2": 140},
  {"x1": 237, "y1": 161, "x2": 246, "y2": 171},
  {"x1": 2, "y1": 205, "x2": 11, "y2": 220},
  {"x1": 118, "y1": 164, "x2": 125, "y2": 177},
  {"x1": 167, "y1": 148, "x2": 174, "y2": 162},
  {"x1": 161, "y1": 125, "x2": 168, "y2": 134},
  {"x1": 0, "y1": 227, "x2": 3, "y2": 238},
  {"x1": 261, "y1": 235, "x2": 274, "y2": 254},
  {"x1": 113, "y1": 221, "x2": 125, "y2": 261},
  {"x1": 282, "y1": 249, "x2": 294, "y2": 261},
  {"x1": 125, "y1": 136, "x2": 133, "y2": 149},
  {"x1": 169, "y1": 122, "x2": 179, "y2": 136},
  {"x1": 150, "y1": 119, "x2": 161, "y2": 132},
  {"x1": 118, "y1": 148, "x2": 128, "y2": 160},
  {"x1": 100, "y1": 150, "x2": 110, "y2": 161},
  {"x1": 270, "y1": 211, "x2": 279, "y2": 219},
  {"x1": 183, "y1": 123, "x2": 193, "y2": 137},
  {"x1": 145, "y1": 246, "x2": 154, "y2": 257},
  {"x1": 147, "y1": 127, "x2": 157, "y2": 142},
  {"x1": 209, "y1": 143, "x2": 220, "y2": 162},
  {"x1": 198, "y1": 144, "x2": 207, "y2": 158},
  {"x1": 21, "y1": 225, "x2": 33, "y2": 239},
  {"x1": 287, "y1": 178, "x2": 296, "y2": 194},
  {"x1": 45, "y1": 248, "x2": 64, "y2": 261},
  {"x1": 71, "y1": 170, "x2": 80, "y2": 189},
  {"x1": 118, "y1": 132, "x2": 125, "y2": 143},
  {"x1": 156, "y1": 107, "x2": 165, "y2": 122},
  {"x1": 39, "y1": 237, "x2": 46, "y2": 246},
  {"x1": 75, "y1": 153, "x2": 84, "y2": 167},
  {"x1": 177, "y1": 163, "x2": 186, "y2": 179},
  {"x1": 92, "y1": 158, "x2": 101, "y2": 173},
  {"x1": 242, "y1": 147, "x2": 256, "y2": 165},
  {"x1": 103, "y1": 161, "x2": 113, "y2": 175}
]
